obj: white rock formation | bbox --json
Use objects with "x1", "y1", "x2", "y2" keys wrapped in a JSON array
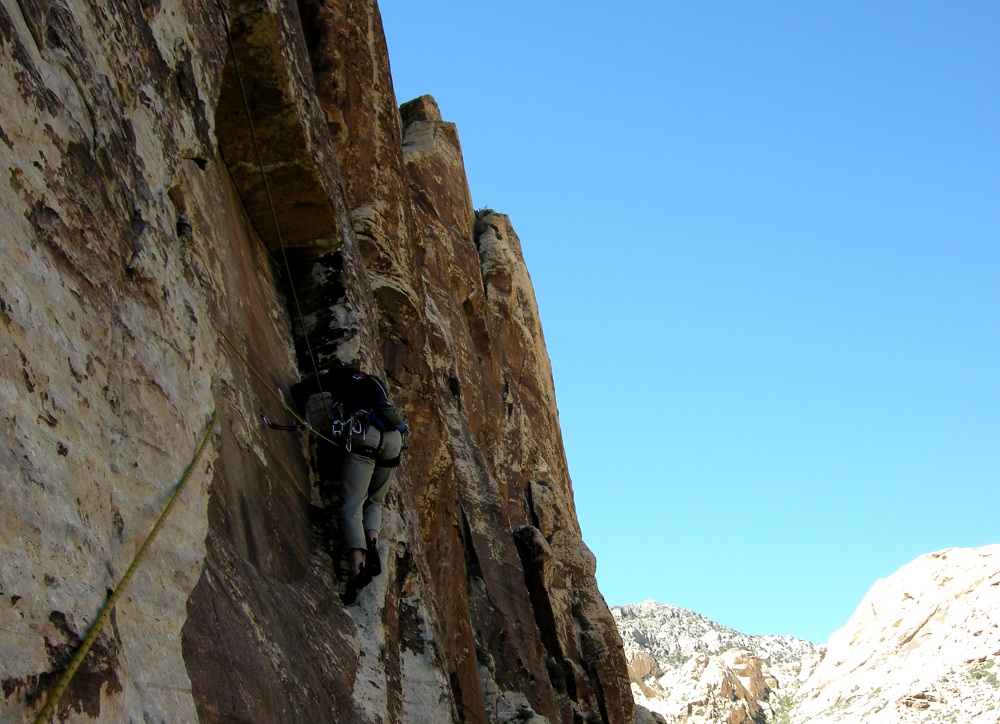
[
  {"x1": 614, "y1": 601, "x2": 819, "y2": 722},
  {"x1": 792, "y1": 545, "x2": 1000, "y2": 723}
]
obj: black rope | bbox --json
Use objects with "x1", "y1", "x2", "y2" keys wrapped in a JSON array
[{"x1": 218, "y1": 2, "x2": 332, "y2": 425}]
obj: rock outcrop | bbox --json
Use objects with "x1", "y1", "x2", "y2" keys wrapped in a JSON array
[
  {"x1": 0, "y1": 0, "x2": 631, "y2": 722},
  {"x1": 615, "y1": 546, "x2": 1000, "y2": 723},
  {"x1": 791, "y1": 545, "x2": 1000, "y2": 723},
  {"x1": 614, "y1": 602, "x2": 818, "y2": 723}
]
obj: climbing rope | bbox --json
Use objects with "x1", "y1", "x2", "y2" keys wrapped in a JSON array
[
  {"x1": 33, "y1": 410, "x2": 218, "y2": 724},
  {"x1": 218, "y1": 4, "x2": 334, "y2": 427}
]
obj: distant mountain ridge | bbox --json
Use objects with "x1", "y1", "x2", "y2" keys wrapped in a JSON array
[
  {"x1": 614, "y1": 600, "x2": 818, "y2": 666},
  {"x1": 613, "y1": 601, "x2": 820, "y2": 723},
  {"x1": 614, "y1": 545, "x2": 1000, "y2": 723}
]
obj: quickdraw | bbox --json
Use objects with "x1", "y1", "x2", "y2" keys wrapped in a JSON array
[
  {"x1": 350, "y1": 412, "x2": 367, "y2": 437},
  {"x1": 260, "y1": 408, "x2": 306, "y2": 432}
]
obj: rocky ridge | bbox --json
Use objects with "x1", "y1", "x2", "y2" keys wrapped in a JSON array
[
  {"x1": 615, "y1": 546, "x2": 1000, "y2": 723},
  {"x1": 614, "y1": 601, "x2": 818, "y2": 668},
  {"x1": 792, "y1": 545, "x2": 1000, "y2": 723},
  {"x1": 614, "y1": 602, "x2": 820, "y2": 723}
]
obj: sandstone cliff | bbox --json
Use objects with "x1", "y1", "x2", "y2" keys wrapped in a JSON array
[{"x1": 0, "y1": 0, "x2": 631, "y2": 721}]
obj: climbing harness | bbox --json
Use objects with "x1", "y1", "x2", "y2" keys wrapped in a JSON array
[{"x1": 328, "y1": 404, "x2": 410, "y2": 454}]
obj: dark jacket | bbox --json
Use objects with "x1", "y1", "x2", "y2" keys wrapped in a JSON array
[{"x1": 293, "y1": 368, "x2": 402, "y2": 429}]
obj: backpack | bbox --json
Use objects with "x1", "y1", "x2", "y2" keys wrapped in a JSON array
[{"x1": 293, "y1": 368, "x2": 409, "y2": 439}]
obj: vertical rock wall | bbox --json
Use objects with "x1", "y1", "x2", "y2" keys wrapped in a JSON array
[
  {"x1": 1, "y1": 0, "x2": 222, "y2": 719},
  {"x1": 1, "y1": 0, "x2": 632, "y2": 721}
]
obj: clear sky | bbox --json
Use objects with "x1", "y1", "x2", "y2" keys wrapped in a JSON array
[{"x1": 379, "y1": 1, "x2": 1000, "y2": 644}]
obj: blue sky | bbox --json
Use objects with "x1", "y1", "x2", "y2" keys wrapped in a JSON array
[{"x1": 379, "y1": 2, "x2": 1000, "y2": 643}]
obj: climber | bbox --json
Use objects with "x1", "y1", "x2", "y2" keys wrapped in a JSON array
[{"x1": 293, "y1": 366, "x2": 408, "y2": 604}]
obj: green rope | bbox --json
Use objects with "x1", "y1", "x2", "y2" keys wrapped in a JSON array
[{"x1": 33, "y1": 410, "x2": 218, "y2": 723}]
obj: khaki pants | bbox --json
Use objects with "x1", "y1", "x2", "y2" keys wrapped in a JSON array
[
  {"x1": 340, "y1": 424, "x2": 402, "y2": 550},
  {"x1": 305, "y1": 393, "x2": 402, "y2": 551}
]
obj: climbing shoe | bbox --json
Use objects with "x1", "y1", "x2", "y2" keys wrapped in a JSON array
[
  {"x1": 340, "y1": 569, "x2": 373, "y2": 606},
  {"x1": 366, "y1": 538, "x2": 381, "y2": 577}
]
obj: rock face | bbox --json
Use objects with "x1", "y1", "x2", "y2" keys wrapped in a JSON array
[
  {"x1": 615, "y1": 546, "x2": 1000, "y2": 723},
  {"x1": 0, "y1": 1, "x2": 631, "y2": 722},
  {"x1": 792, "y1": 545, "x2": 1000, "y2": 723}
]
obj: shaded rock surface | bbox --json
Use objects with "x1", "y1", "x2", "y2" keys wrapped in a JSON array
[{"x1": 0, "y1": 0, "x2": 631, "y2": 722}]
